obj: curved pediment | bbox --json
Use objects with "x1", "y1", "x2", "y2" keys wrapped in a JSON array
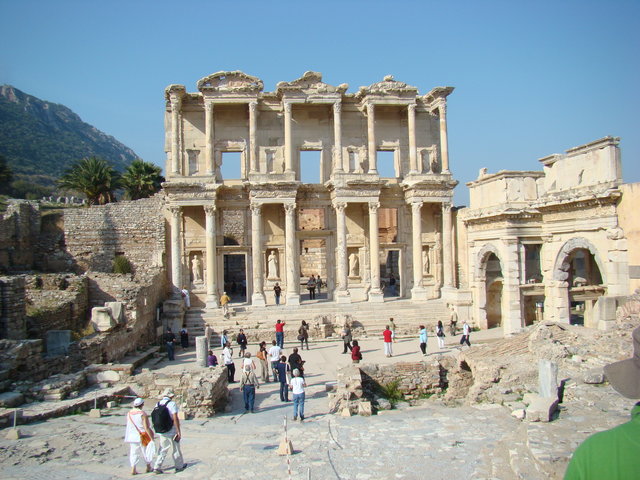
[
  {"x1": 276, "y1": 71, "x2": 348, "y2": 97},
  {"x1": 357, "y1": 75, "x2": 419, "y2": 99},
  {"x1": 197, "y1": 71, "x2": 264, "y2": 93}
]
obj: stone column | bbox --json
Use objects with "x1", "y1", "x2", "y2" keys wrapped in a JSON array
[
  {"x1": 249, "y1": 101, "x2": 258, "y2": 173},
  {"x1": 284, "y1": 203, "x2": 300, "y2": 306},
  {"x1": 205, "y1": 100, "x2": 215, "y2": 175},
  {"x1": 283, "y1": 102, "x2": 293, "y2": 174},
  {"x1": 408, "y1": 104, "x2": 417, "y2": 174},
  {"x1": 250, "y1": 203, "x2": 266, "y2": 306},
  {"x1": 170, "y1": 96, "x2": 182, "y2": 175},
  {"x1": 204, "y1": 205, "x2": 219, "y2": 308},
  {"x1": 368, "y1": 202, "x2": 383, "y2": 302},
  {"x1": 442, "y1": 202, "x2": 454, "y2": 289},
  {"x1": 332, "y1": 101, "x2": 343, "y2": 174},
  {"x1": 411, "y1": 201, "x2": 427, "y2": 300},
  {"x1": 334, "y1": 201, "x2": 351, "y2": 303},
  {"x1": 195, "y1": 336, "x2": 208, "y2": 367},
  {"x1": 438, "y1": 103, "x2": 450, "y2": 173},
  {"x1": 366, "y1": 103, "x2": 378, "y2": 174},
  {"x1": 169, "y1": 206, "x2": 183, "y2": 295},
  {"x1": 503, "y1": 238, "x2": 524, "y2": 335}
]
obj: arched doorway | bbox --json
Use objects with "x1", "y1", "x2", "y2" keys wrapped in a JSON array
[{"x1": 485, "y1": 253, "x2": 503, "y2": 328}]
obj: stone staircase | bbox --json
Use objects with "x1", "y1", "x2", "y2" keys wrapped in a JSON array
[{"x1": 184, "y1": 298, "x2": 450, "y2": 344}]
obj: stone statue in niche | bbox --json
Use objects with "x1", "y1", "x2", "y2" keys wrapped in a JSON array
[
  {"x1": 191, "y1": 254, "x2": 203, "y2": 283},
  {"x1": 422, "y1": 247, "x2": 430, "y2": 274},
  {"x1": 348, "y1": 253, "x2": 359, "y2": 277},
  {"x1": 267, "y1": 250, "x2": 279, "y2": 279}
]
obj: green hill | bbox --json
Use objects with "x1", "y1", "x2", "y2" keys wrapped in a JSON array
[{"x1": 0, "y1": 85, "x2": 139, "y2": 195}]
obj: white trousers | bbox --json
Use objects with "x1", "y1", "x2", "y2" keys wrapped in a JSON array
[
  {"x1": 384, "y1": 342, "x2": 393, "y2": 356},
  {"x1": 154, "y1": 433, "x2": 184, "y2": 470},
  {"x1": 437, "y1": 336, "x2": 445, "y2": 348},
  {"x1": 128, "y1": 442, "x2": 152, "y2": 467}
]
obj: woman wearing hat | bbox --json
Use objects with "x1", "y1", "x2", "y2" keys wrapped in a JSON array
[{"x1": 124, "y1": 397, "x2": 155, "y2": 475}]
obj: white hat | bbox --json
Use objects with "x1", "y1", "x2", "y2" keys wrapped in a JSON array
[
  {"x1": 133, "y1": 397, "x2": 144, "y2": 407},
  {"x1": 161, "y1": 388, "x2": 175, "y2": 398}
]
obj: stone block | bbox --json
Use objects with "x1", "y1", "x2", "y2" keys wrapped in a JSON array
[
  {"x1": 538, "y1": 359, "x2": 558, "y2": 399},
  {"x1": 511, "y1": 409, "x2": 526, "y2": 420},
  {"x1": 105, "y1": 301, "x2": 125, "y2": 323},
  {"x1": 106, "y1": 401, "x2": 117, "y2": 408},
  {"x1": 325, "y1": 381, "x2": 337, "y2": 392},
  {"x1": 91, "y1": 307, "x2": 116, "y2": 332},
  {"x1": 341, "y1": 407, "x2": 352, "y2": 417},
  {"x1": 178, "y1": 411, "x2": 187, "y2": 420},
  {"x1": 96, "y1": 371, "x2": 120, "y2": 383},
  {"x1": 583, "y1": 369, "x2": 605, "y2": 384},
  {"x1": 46, "y1": 330, "x2": 71, "y2": 356},
  {"x1": 0, "y1": 392, "x2": 24, "y2": 408},
  {"x1": 526, "y1": 394, "x2": 559, "y2": 422},
  {"x1": 5, "y1": 428, "x2": 22, "y2": 440},
  {"x1": 358, "y1": 401, "x2": 372, "y2": 416},
  {"x1": 277, "y1": 438, "x2": 294, "y2": 455},
  {"x1": 89, "y1": 408, "x2": 102, "y2": 418}
]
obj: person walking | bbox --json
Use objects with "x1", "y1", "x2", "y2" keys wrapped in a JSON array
[
  {"x1": 124, "y1": 397, "x2": 154, "y2": 475},
  {"x1": 273, "y1": 283, "x2": 282, "y2": 306},
  {"x1": 239, "y1": 364, "x2": 260, "y2": 413},
  {"x1": 236, "y1": 329, "x2": 248, "y2": 358},
  {"x1": 419, "y1": 325, "x2": 428, "y2": 356},
  {"x1": 151, "y1": 389, "x2": 185, "y2": 474},
  {"x1": 342, "y1": 324, "x2": 353, "y2": 354},
  {"x1": 298, "y1": 320, "x2": 310, "y2": 350},
  {"x1": 268, "y1": 340, "x2": 282, "y2": 381},
  {"x1": 316, "y1": 275, "x2": 323, "y2": 295},
  {"x1": 382, "y1": 326, "x2": 393, "y2": 357},
  {"x1": 164, "y1": 327, "x2": 176, "y2": 361},
  {"x1": 179, "y1": 327, "x2": 189, "y2": 349},
  {"x1": 275, "y1": 355, "x2": 291, "y2": 402},
  {"x1": 351, "y1": 340, "x2": 362, "y2": 364},
  {"x1": 389, "y1": 318, "x2": 397, "y2": 342},
  {"x1": 242, "y1": 351, "x2": 256, "y2": 371},
  {"x1": 436, "y1": 321, "x2": 446, "y2": 349},
  {"x1": 220, "y1": 291, "x2": 231, "y2": 318},
  {"x1": 307, "y1": 275, "x2": 316, "y2": 300},
  {"x1": 275, "y1": 319, "x2": 286, "y2": 348},
  {"x1": 449, "y1": 306, "x2": 458, "y2": 336},
  {"x1": 460, "y1": 320, "x2": 471, "y2": 347},
  {"x1": 223, "y1": 342, "x2": 235, "y2": 383},
  {"x1": 290, "y1": 369, "x2": 307, "y2": 421},
  {"x1": 256, "y1": 341, "x2": 270, "y2": 382}
]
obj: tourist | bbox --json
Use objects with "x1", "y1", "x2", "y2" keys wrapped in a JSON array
[
  {"x1": 342, "y1": 324, "x2": 352, "y2": 354},
  {"x1": 124, "y1": 397, "x2": 154, "y2": 475},
  {"x1": 389, "y1": 318, "x2": 397, "y2": 342},
  {"x1": 290, "y1": 368, "x2": 307, "y2": 421},
  {"x1": 436, "y1": 321, "x2": 446, "y2": 349},
  {"x1": 389, "y1": 273, "x2": 397, "y2": 296},
  {"x1": 223, "y1": 341, "x2": 235, "y2": 383},
  {"x1": 179, "y1": 327, "x2": 189, "y2": 349},
  {"x1": 164, "y1": 327, "x2": 176, "y2": 361},
  {"x1": 307, "y1": 274, "x2": 316, "y2": 300},
  {"x1": 449, "y1": 305, "x2": 458, "y2": 336},
  {"x1": 220, "y1": 330, "x2": 229, "y2": 349},
  {"x1": 239, "y1": 364, "x2": 260, "y2": 413},
  {"x1": 242, "y1": 351, "x2": 256, "y2": 371},
  {"x1": 275, "y1": 319, "x2": 286, "y2": 348},
  {"x1": 460, "y1": 320, "x2": 471, "y2": 347},
  {"x1": 298, "y1": 320, "x2": 309, "y2": 350},
  {"x1": 419, "y1": 325, "x2": 428, "y2": 356},
  {"x1": 220, "y1": 291, "x2": 231, "y2": 318},
  {"x1": 236, "y1": 328, "x2": 248, "y2": 358},
  {"x1": 207, "y1": 350, "x2": 218, "y2": 367},
  {"x1": 316, "y1": 275, "x2": 323, "y2": 294},
  {"x1": 268, "y1": 340, "x2": 282, "y2": 380},
  {"x1": 382, "y1": 326, "x2": 393, "y2": 357},
  {"x1": 273, "y1": 282, "x2": 282, "y2": 306},
  {"x1": 564, "y1": 326, "x2": 640, "y2": 479},
  {"x1": 288, "y1": 347, "x2": 305, "y2": 376},
  {"x1": 151, "y1": 389, "x2": 185, "y2": 474},
  {"x1": 276, "y1": 355, "x2": 291, "y2": 402},
  {"x1": 180, "y1": 288, "x2": 190, "y2": 309},
  {"x1": 351, "y1": 340, "x2": 362, "y2": 364},
  {"x1": 256, "y1": 341, "x2": 270, "y2": 382}
]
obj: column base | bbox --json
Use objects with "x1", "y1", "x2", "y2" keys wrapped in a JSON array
[
  {"x1": 285, "y1": 293, "x2": 300, "y2": 306},
  {"x1": 335, "y1": 290, "x2": 352, "y2": 304},
  {"x1": 251, "y1": 293, "x2": 266, "y2": 307},
  {"x1": 206, "y1": 294, "x2": 219, "y2": 310},
  {"x1": 368, "y1": 289, "x2": 384, "y2": 303},
  {"x1": 410, "y1": 286, "x2": 429, "y2": 301},
  {"x1": 440, "y1": 286, "x2": 458, "y2": 302}
]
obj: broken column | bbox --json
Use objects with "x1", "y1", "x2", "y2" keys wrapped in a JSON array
[
  {"x1": 195, "y1": 336, "x2": 208, "y2": 368},
  {"x1": 525, "y1": 359, "x2": 559, "y2": 422}
]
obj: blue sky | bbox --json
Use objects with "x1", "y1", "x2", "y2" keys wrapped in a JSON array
[{"x1": 1, "y1": 0, "x2": 638, "y2": 205}]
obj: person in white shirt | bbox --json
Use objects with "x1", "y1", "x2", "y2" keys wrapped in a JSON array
[
  {"x1": 223, "y1": 342, "x2": 236, "y2": 383},
  {"x1": 124, "y1": 397, "x2": 154, "y2": 475},
  {"x1": 268, "y1": 340, "x2": 282, "y2": 381},
  {"x1": 152, "y1": 389, "x2": 185, "y2": 474},
  {"x1": 459, "y1": 320, "x2": 471, "y2": 347},
  {"x1": 289, "y1": 368, "x2": 307, "y2": 421}
]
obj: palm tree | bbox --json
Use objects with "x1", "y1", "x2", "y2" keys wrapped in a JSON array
[
  {"x1": 58, "y1": 156, "x2": 121, "y2": 205},
  {"x1": 121, "y1": 159, "x2": 165, "y2": 200}
]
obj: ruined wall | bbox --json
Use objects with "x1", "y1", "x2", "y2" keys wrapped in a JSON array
[
  {"x1": 618, "y1": 182, "x2": 640, "y2": 293},
  {"x1": 360, "y1": 361, "x2": 445, "y2": 400},
  {"x1": 0, "y1": 276, "x2": 26, "y2": 339},
  {"x1": 63, "y1": 195, "x2": 166, "y2": 275},
  {"x1": 0, "y1": 201, "x2": 41, "y2": 272}
]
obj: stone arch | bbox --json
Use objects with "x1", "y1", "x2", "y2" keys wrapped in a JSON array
[
  {"x1": 473, "y1": 243, "x2": 505, "y2": 329},
  {"x1": 475, "y1": 243, "x2": 504, "y2": 281},
  {"x1": 552, "y1": 237, "x2": 606, "y2": 285}
]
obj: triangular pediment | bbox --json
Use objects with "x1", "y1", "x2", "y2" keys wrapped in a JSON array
[
  {"x1": 276, "y1": 71, "x2": 348, "y2": 97},
  {"x1": 197, "y1": 71, "x2": 264, "y2": 93},
  {"x1": 357, "y1": 75, "x2": 419, "y2": 99}
]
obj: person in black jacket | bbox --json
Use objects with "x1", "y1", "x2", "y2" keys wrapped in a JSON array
[{"x1": 237, "y1": 329, "x2": 248, "y2": 358}]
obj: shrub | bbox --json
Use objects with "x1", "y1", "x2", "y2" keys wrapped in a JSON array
[
  {"x1": 378, "y1": 380, "x2": 404, "y2": 406},
  {"x1": 112, "y1": 255, "x2": 133, "y2": 274}
]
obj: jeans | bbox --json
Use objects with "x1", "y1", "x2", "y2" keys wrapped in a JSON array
[
  {"x1": 243, "y1": 385, "x2": 256, "y2": 411},
  {"x1": 276, "y1": 332, "x2": 284, "y2": 348},
  {"x1": 279, "y1": 382, "x2": 289, "y2": 401},
  {"x1": 275, "y1": 295, "x2": 280, "y2": 305},
  {"x1": 226, "y1": 363, "x2": 236, "y2": 382},
  {"x1": 166, "y1": 342, "x2": 175, "y2": 361},
  {"x1": 293, "y1": 392, "x2": 305, "y2": 418},
  {"x1": 460, "y1": 335, "x2": 471, "y2": 347}
]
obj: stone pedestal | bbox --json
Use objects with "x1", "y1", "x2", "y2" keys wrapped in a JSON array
[
  {"x1": 91, "y1": 307, "x2": 116, "y2": 332},
  {"x1": 411, "y1": 286, "x2": 428, "y2": 301},
  {"x1": 538, "y1": 359, "x2": 558, "y2": 398},
  {"x1": 335, "y1": 290, "x2": 352, "y2": 304}
]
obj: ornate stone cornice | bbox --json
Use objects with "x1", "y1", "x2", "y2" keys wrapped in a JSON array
[
  {"x1": 276, "y1": 71, "x2": 348, "y2": 97},
  {"x1": 197, "y1": 71, "x2": 263, "y2": 93},
  {"x1": 356, "y1": 75, "x2": 419, "y2": 100}
]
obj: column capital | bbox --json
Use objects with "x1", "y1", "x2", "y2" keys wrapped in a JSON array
[
  {"x1": 170, "y1": 96, "x2": 183, "y2": 111},
  {"x1": 249, "y1": 101, "x2": 258, "y2": 113},
  {"x1": 411, "y1": 201, "x2": 423, "y2": 214},
  {"x1": 438, "y1": 102, "x2": 447, "y2": 117},
  {"x1": 204, "y1": 99, "x2": 214, "y2": 112},
  {"x1": 250, "y1": 203, "x2": 262, "y2": 216},
  {"x1": 283, "y1": 102, "x2": 292, "y2": 114},
  {"x1": 408, "y1": 103, "x2": 417, "y2": 114},
  {"x1": 366, "y1": 102, "x2": 375, "y2": 115},
  {"x1": 333, "y1": 201, "x2": 347, "y2": 213},
  {"x1": 442, "y1": 202, "x2": 452, "y2": 212},
  {"x1": 283, "y1": 203, "x2": 296, "y2": 214},
  {"x1": 169, "y1": 205, "x2": 182, "y2": 217},
  {"x1": 368, "y1": 201, "x2": 380, "y2": 214},
  {"x1": 333, "y1": 101, "x2": 342, "y2": 114},
  {"x1": 203, "y1": 204, "x2": 217, "y2": 215}
]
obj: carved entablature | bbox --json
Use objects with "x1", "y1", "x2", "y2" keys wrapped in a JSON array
[
  {"x1": 165, "y1": 84, "x2": 187, "y2": 101},
  {"x1": 403, "y1": 186, "x2": 455, "y2": 204},
  {"x1": 197, "y1": 71, "x2": 264, "y2": 94},
  {"x1": 356, "y1": 75, "x2": 419, "y2": 103},
  {"x1": 422, "y1": 86, "x2": 455, "y2": 111},
  {"x1": 249, "y1": 184, "x2": 299, "y2": 202},
  {"x1": 276, "y1": 71, "x2": 348, "y2": 101}
]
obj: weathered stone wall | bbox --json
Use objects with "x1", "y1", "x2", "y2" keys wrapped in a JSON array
[
  {"x1": 0, "y1": 276, "x2": 27, "y2": 339},
  {"x1": 63, "y1": 195, "x2": 166, "y2": 275},
  {"x1": 0, "y1": 200, "x2": 41, "y2": 272},
  {"x1": 360, "y1": 361, "x2": 445, "y2": 400}
]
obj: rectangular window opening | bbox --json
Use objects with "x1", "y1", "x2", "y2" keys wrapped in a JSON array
[
  {"x1": 221, "y1": 151, "x2": 242, "y2": 180},
  {"x1": 300, "y1": 150, "x2": 321, "y2": 184},
  {"x1": 377, "y1": 150, "x2": 397, "y2": 178}
]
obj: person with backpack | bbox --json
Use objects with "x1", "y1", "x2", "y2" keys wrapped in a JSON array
[
  {"x1": 151, "y1": 389, "x2": 185, "y2": 474},
  {"x1": 236, "y1": 329, "x2": 248, "y2": 358}
]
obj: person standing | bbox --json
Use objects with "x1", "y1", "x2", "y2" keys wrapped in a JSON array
[
  {"x1": 449, "y1": 306, "x2": 458, "y2": 336},
  {"x1": 276, "y1": 355, "x2": 291, "y2": 402},
  {"x1": 207, "y1": 350, "x2": 218, "y2": 367},
  {"x1": 316, "y1": 275, "x2": 323, "y2": 295},
  {"x1": 223, "y1": 342, "x2": 235, "y2": 383},
  {"x1": 268, "y1": 340, "x2": 282, "y2": 381},
  {"x1": 273, "y1": 283, "x2": 282, "y2": 306},
  {"x1": 419, "y1": 325, "x2": 428, "y2": 356},
  {"x1": 240, "y1": 364, "x2": 260, "y2": 413},
  {"x1": 164, "y1": 327, "x2": 176, "y2": 361},
  {"x1": 389, "y1": 318, "x2": 397, "y2": 342},
  {"x1": 307, "y1": 275, "x2": 316, "y2": 300},
  {"x1": 152, "y1": 389, "x2": 185, "y2": 474},
  {"x1": 180, "y1": 327, "x2": 189, "y2": 349},
  {"x1": 124, "y1": 397, "x2": 154, "y2": 475},
  {"x1": 275, "y1": 319, "x2": 286, "y2": 348},
  {"x1": 342, "y1": 324, "x2": 353, "y2": 354},
  {"x1": 290, "y1": 369, "x2": 307, "y2": 421},
  {"x1": 236, "y1": 329, "x2": 248, "y2": 358},
  {"x1": 288, "y1": 347, "x2": 304, "y2": 377},
  {"x1": 220, "y1": 330, "x2": 229, "y2": 349},
  {"x1": 298, "y1": 320, "x2": 309, "y2": 350},
  {"x1": 256, "y1": 341, "x2": 270, "y2": 382},
  {"x1": 436, "y1": 321, "x2": 446, "y2": 349},
  {"x1": 460, "y1": 320, "x2": 471, "y2": 347},
  {"x1": 220, "y1": 291, "x2": 231, "y2": 318},
  {"x1": 382, "y1": 326, "x2": 393, "y2": 357},
  {"x1": 351, "y1": 340, "x2": 362, "y2": 364}
]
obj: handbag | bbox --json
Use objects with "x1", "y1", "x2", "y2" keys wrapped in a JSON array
[{"x1": 129, "y1": 412, "x2": 152, "y2": 447}]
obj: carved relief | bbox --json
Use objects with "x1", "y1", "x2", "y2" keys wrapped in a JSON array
[
  {"x1": 276, "y1": 71, "x2": 348, "y2": 96},
  {"x1": 197, "y1": 71, "x2": 264, "y2": 93}
]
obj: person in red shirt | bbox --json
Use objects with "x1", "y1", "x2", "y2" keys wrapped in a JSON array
[
  {"x1": 351, "y1": 340, "x2": 362, "y2": 364},
  {"x1": 275, "y1": 319, "x2": 286, "y2": 348},
  {"x1": 382, "y1": 326, "x2": 393, "y2": 357}
]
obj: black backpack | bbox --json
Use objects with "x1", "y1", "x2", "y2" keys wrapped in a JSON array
[{"x1": 151, "y1": 399, "x2": 173, "y2": 433}]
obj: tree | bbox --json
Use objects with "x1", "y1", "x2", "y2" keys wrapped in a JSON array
[
  {"x1": 0, "y1": 155, "x2": 13, "y2": 194},
  {"x1": 58, "y1": 156, "x2": 121, "y2": 205},
  {"x1": 121, "y1": 159, "x2": 165, "y2": 200}
]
